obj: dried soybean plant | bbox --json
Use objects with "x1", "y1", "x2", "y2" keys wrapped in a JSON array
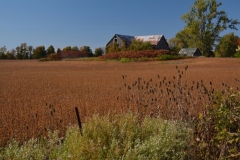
[{"x1": 117, "y1": 65, "x2": 216, "y2": 122}]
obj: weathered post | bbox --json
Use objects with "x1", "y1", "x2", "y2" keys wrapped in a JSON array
[{"x1": 75, "y1": 107, "x2": 83, "y2": 136}]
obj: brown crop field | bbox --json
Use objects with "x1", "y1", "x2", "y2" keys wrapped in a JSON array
[{"x1": 0, "y1": 58, "x2": 240, "y2": 146}]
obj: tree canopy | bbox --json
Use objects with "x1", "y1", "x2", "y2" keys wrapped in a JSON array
[
  {"x1": 33, "y1": 46, "x2": 46, "y2": 59},
  {"x1": 106, "y1": 39, "x2": 153, "y2": 54},
  {"x1": 177, "y1": 0, "x2": 240, "y2": 56},
  {"x1": 168, "y1": 38, "x2": 186, "y2": 54},
  {"x1": 46, "y1": 45, "x2": 55, "y2": 55},
  {"x1": 94, "y1": 48, "x2": 103, "y2": 57},
  {"x1": 215, "y1": 33, "x2": 239, "y2": 57},
  {"x1": 80, "y1": 46, "x2": 93, "y2": 57},
  {"x1": 63, "y1": 46, "x2": 72, "y2": 51}
]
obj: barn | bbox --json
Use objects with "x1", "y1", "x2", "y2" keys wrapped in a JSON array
[
  {"x1": 178, "y1": 48, "x2": 201, "y2": 57},
  {"x1": 106, "y1": 34, "x2": 170, "y2": 50}
]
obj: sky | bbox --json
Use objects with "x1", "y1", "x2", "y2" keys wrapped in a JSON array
[{"x1": 0, "y1": 0, "x2": 240, "y2": 52}]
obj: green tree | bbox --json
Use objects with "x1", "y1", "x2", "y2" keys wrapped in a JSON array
[
  {"x1": 0, "y1": 46, "x2": 7, "y2": 59},
  {"x1": 94, "y1": 48, "x2": 103, "y2": 57},
  {"x1": 57, "y1": 48, "x2": 62, "y2": 53},
  {"x1": 28, "y1": 45, "x2": 33, "y2": 59},
  {"x1": 80, "y1": 46, "x2": 93, "y2": 57},
  {"x1": 105, "y1": 42, "x2": 121, "y2": 54},
  {"x1": 21, "y1": 43, "x2": 28, "y2": 59},
  {"x1": 33, "y1": 46, "x2": 46, "y2": 59},
  {"x1": 129, "y1": 39, "x2": 152, "y2": 51},
  {"x1": 177, "y1": 0, "x2": 240, "y2": 56},
  {"x1": 15, "y1": 46, "x2": 23, "y2": 59},
  {"x1": 72, "y1": 46, "x2": 79, "y2": 51},
  {"x1": 215, "y1": 33, "x2": 239, "y2": 57},
  {"x1": 5, "y1": 50, "x2": 15, "y2": 59},
  {"x1": 63, "y1": 46, "x2": 71, "y2": 51},
  {"x1": 46, "y1": 45, "x2": 55, "y2": 55},
  {"x1": 168, "y1": 37, "x2": 186, "y2": 53}
]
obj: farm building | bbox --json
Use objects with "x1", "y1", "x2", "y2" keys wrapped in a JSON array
[
  {"x1": 178, "y1": 48, "x2": 201, "y2": 57},
  {"x1": 106, "y1": 34, "x2": 170, "y2": 50}
]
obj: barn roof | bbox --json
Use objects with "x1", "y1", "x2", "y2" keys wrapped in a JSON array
[
  {"x1": 106, "y1": 34, "x2": 135, "y2": 46},
  {"x1": 179, "y1": 48, "x2": 199, "y2": 56},
  {"x1": 106, "y1": 34, "x2": 164, "y2": 46},
  {"x1": 135, "y1": 35, "x2": 163, "y2": 45},
  {"x1": 117, "y1": 34, "x2": 135, "y2": 44}
]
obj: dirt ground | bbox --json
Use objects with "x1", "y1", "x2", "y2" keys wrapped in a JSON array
[{"x1": 0, "y1": 58, "x2": 240, "y2": 145}]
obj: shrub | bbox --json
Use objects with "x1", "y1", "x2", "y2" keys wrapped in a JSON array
[
  {"x1": 100, "y1": 50, "x2": 176, "y2": 60},
  {"x1": 47, "y1": 54, "x2": 61, "y2": 61},
  {"x1": 120, "y1": 57, "x2": 131, "y2": 63},
  {"x1": 0, "y1": 113, "x2": 192, "y2": 159},
  {"x1": 157, "y1": 54, "x2": 185, "y2": 60},
  {"x1": 38, "y1": 58, "x2": 49, "y2": 61},
  {"x1": 234, "y1": 52, "x2": 240, "y2": 58},
  {"x1": 192, "y1": 90, "x2": 240, "y2": 159},
  {"x1": 63, "y1": 113, "x2": 192, "y2": 159}
]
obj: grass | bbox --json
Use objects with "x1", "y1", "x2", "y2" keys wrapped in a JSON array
[{"x1": 0, "y1": 113, "x2": 192, "y2": 160}]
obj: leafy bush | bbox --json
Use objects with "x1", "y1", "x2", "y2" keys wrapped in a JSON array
[
  {"x1": 47, "y1": 53, "x2": 61, "y2": 61},
  {"x1": 120, "y1": 57, "x2": 131, "y2": 63},
  {"x1": 105, "y1": 39, "x2": 153, "y2": 54},
  {"x1": 0, "y1": 113, "x2": 192, "y2": 159},
  {"x1": 129, "y1": 39, "x2": 153, "y2": 51},
  {"x1": 192, "y1": 90, "x2": 240, "y2": 159},
  {"x1": 38, "y1": 58, "x2": 49, "y2": 61},
  {"x1": 0, "y1": 131, "x2": 63, "y2": 159},
  {"x1": 157, "y1": 54, "x2": 185, "y2": 60},
  {"x1": 100, "y1": 50, "x2": 176, "y2": 60},
  {"x1": 234, "y1": 52, "x2": 240, "y2": 58}
]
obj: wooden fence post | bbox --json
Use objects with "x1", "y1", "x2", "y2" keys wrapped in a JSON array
[{"x1": 75, "y1": 107, "x2": 83, "y2": 136}]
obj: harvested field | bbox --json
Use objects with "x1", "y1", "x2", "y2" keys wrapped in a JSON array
[{"x1": 0, "y1": 58, "x2": 240, "y2": 146}]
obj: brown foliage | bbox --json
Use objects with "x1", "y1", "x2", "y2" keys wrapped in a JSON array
[
  {"x1": 57, "y1": 50, "x2": 88, "y2": 58},
  {"x1": 101, "y1": 50, "x2": 175, "y2": 60}
]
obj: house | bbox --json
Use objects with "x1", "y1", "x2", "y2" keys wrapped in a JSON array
[
  {"x1": 106, "y1": 34, "x2": 170, "y2": 50},
  {"x1": 178, "y1": 48, "x2": 201, "y2": 57}
]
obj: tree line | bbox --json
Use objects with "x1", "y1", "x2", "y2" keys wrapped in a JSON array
[
  {"x1": 0, "y1": 44, "x2": 104, "y2": 60},
  {"x1": 1, "y1": 0, "x2": 240, "y2": 59}
]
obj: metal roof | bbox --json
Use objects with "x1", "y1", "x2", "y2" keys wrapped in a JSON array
[
  {"x1": 116, "y1": 34, "x2": 135, "y2": 45},
  {"x1": 179, "y1": 48, "x2": 197, "y2": 54},
  {"x1": 107, "y1": 34, "x2": 164, "y2": 46},
  {"x1": 135, "y1": 35, "x2": 163, "y2": 45},
  {"x1": 179, "y1": 48, "x2": 199, "y2": 56}
]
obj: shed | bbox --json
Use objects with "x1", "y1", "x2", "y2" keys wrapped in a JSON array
[
  {"x1": 106, "y1": 34, "x2": 170, "y2": 50},
  {"x1": 178, "y1": 48, "x2": 201, "y2": 57}
]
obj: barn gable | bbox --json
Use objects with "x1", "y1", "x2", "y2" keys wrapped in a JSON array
[
  {"x1": 106, "y1": 34, "x2": 170, "y2": 50},
  {"x1": 179, "y1": 48, "x2": 201, "y2": 57},
  {"x1": 106, "y1": 34, "x2": 135, "y2": 48}
]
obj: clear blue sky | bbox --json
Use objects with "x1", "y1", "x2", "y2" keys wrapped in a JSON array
[{"x1": 0, "y1": 0, "x2": 239, "y2": 51}]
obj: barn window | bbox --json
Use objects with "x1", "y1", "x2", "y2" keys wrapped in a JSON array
[{"x1": 114, "y1": 38, "x2": 117, "y2": 42}]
